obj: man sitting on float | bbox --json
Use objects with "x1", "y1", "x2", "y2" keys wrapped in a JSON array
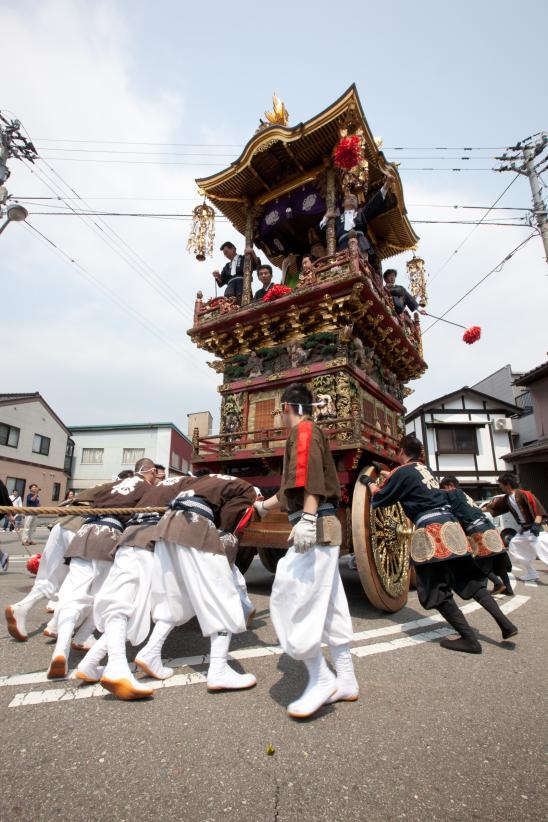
[
  {"x1": 212, "y1": 241, "x2": 260, "y2": 304},
  {"x1": 253, "y1": 264, "x2": 275, "y2": 301},
  {"x1": 383, "y1": 268, "x2": 426, "y2": 318},
  {"x1": 319, "y1": 177, "x2": 395, "y2": 266}
]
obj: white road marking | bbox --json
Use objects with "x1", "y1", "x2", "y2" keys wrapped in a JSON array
[{"x1": 3, "y1": 596, "x2": 529, "y2": 708}]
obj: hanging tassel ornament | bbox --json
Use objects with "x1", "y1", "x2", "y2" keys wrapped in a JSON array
[
  {"x1": 406, "y1": 253, "x2": 428, "y2": 307},
  {"x1": 187, "y1": 201, "x2": 215, "y2": 261}
]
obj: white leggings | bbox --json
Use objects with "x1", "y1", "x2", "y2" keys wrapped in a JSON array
[
  {"x1": 270, "y1": 545, "x2": 353, "y2": 660},
  {"x1": 508, "y1": 530, "x2": 548, "y2": 575},
  {"x1": 151, "y1": 541, "x2": 246, "y2": 637},
  {"x1": 94, "y1": 546, "x2": 154, "y2": 645}
]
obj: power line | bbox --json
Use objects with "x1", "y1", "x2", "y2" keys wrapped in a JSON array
[
  {"x1": 423, "y1": 233, "x2": 537, "y2": 334},
  {"x1": 427, "y1": 174, "x2": 521, "y2": 285},
  {"x1": 35, "y1": 155, "x2": 497, "y2": 171},
  {"x1": 23, "y1": 220, "x2": 185, "y2": 358},
  {"x1": 20, "y1": 208, "x2": 528, "y2": 227},
  {"x1": 24, "y1": 157, "x2": 197, "y2": 325},
  {"x1": 33, "y1": 137, "x2": 510, "y2": 150}
]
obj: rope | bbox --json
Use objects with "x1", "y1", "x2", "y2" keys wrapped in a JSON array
[{"x1": 0, "y1": 506, "x2": 168, "y2": 517}]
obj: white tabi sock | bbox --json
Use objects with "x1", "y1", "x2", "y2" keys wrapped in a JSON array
[
  {"x1": 101, "y1": 615, "x2": 153, "y2": 700},
  {"x1": 326, "y1": 644, "x2": 359, "y2": 704},
  {"x1": 287, "y1": 653, "x2": 337, "y2": 719},
  {"x1": 102, "y1": 615, "x2": 132, "y2": 680},
  {"x1": 48, "y1": 608, "x2": 79, "y2": 678},
  {"x1": 72, "y1": 612, "x2": 97, "y2": 650},
  {"x1": 207, "y1": 631, "x2": 257, "y2": 692},
  {"x1": 76, "y1": 633, "x2": 108, "y2": 683},
  {"x1": 134, "y1": 619, "x2": 174, "y2": 680},
  {"x1": 5, "y1": 589, "x2": 44, "y2": 640}
]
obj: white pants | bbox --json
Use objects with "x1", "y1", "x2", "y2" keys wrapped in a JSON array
[
  {"x1": 22, "y1": 515, "x2": 37, "y2": 543},
  {"x1": 270, "y1": 545, "x2": 353, "y2": 660},
  {"x1": 94, "y1": 547, "x2": 154, "y2": 645},
  {"x1": 509, "y1": 530, "x2": 548, "y2": 575},
  {"x1": 25, "y1": 523, "x2": 72, "y2": 602},
  {"x1": 56, "y1": 557, "x2": 111, "y2": 625},
  {"x1": 151, "y1": 541, "x2": 246, "y2": 637}
]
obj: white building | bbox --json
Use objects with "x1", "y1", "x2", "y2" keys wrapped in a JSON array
[
  {"x1": 405, "y1": 386, "x2": 520, "y2": 500},
  {"x1": 69, "y1": 423, "x2": 192, "y2": 491}
]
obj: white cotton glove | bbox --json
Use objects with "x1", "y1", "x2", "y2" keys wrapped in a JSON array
[
  {"x1": 289, "y1": 513, "x2": 317, "y2": 553},
  {"x1": 254, "y1": 500, "x2": 268, "y2": 519}
]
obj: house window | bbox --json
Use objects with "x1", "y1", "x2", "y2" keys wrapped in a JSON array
[
  {"x1": 6, "y1": 477, "x2": 26, "y2": 497},
  {"x1": 0, "y1": 423, "x2": 20, "y2": 448},
  {"x1": 81, "y1": 447, "x2": 104, "y2": 464},
  {"x1": 436, "y1": 426, "x2": 478, "y2": 454},
  {"x1": 122, "y1": 448, "x2": 145, "y2": 465},
  {"x1": 52, "y1": 482, "x2": 61, "y2": 501},
  {"x1": 171, "y1": 452, "x2": 181, "y2": 469},
  {"x1": 252, "y1": 399, "x2": 275, "y2": 441},
  {"x1": 32, "y1": 434, "x2": 51, "y2": 456}
]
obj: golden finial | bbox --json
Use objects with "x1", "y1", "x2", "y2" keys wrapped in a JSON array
[{"x1": 264, "y1": 93, "x2": 289, "y2": 126}]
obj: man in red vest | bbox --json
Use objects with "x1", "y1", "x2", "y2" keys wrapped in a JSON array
[{"x1": 483, "y1": 473, "x2": 548, "y2": 582}]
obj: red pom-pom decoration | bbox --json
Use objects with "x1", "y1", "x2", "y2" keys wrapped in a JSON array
[
  {"x1": 462, "y1": 326, "x2": 481, "y2": 344},
  {"x1": 333, "y1": 134, "x2": 363, "y2": 170},
  {"x1": 262, "y1": 285, "x2": 292, "y2": 302},
  {"x1": 26, "y1": 553, "x2": 42, "y2": 576}
]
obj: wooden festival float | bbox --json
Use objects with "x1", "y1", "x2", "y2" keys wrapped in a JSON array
[{"x1": 187, "y1": 86, "x2": 428, "y2": 612}]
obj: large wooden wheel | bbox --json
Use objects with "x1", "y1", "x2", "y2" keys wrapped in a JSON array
[
  {"x1": 257, "y1": 547, "x2": 285, "y2": 574},
  {"x1": 235, "y1": 547, "x2": 256, "y2": 575},
  {"x1": 352, "y1": 466, "x2": 412, "y2": 612}
]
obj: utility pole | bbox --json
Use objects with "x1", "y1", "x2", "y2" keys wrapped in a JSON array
[
  {"x1": 0, "y1": 111, "x2": 38, "y2": 236},
  {"x1": 496, "y1": 132, "x2": 548, "y2": 266}
]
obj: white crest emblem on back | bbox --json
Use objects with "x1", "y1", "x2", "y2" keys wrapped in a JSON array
[{"x1": 111, "y1": 476, "x2": 143, "y2": 495}]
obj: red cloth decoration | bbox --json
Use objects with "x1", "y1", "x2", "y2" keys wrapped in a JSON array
[
  {"x1": 333, "y1": 135, "x2": 363, "y2": 170},
  {"x1": 26, "y1": 553, "x2": 41, "y2": 576},
  {"x1": 262, "y1": 285, "x2": 292, "y2": 302},
  {"x1": 462, "y1": 326, "x2": 481, "y2": 344},
  {"x1": 295, "y1": 420, "x2": 313, "y2": 488}
]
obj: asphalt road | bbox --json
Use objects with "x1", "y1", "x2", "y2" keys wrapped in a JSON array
[{"x1": 0, "y1": 528, "x2": 547, "y2": 822}]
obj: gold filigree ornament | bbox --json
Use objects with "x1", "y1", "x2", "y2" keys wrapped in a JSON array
[
  {"x1": 264, "y1": 94, "x2": 289, "y2": 126},
  {"x1": 371, "y1": 504, "x2": 412, "y2": 596},
  {"x1": 187, "y1": 201, "x2": 215, "y2": 261},
  {"x1": 406, "y1": 253, "x2": 428, "y2": 308}
]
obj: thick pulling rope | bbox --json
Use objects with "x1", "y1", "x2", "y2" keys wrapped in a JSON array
[{"x1": 0, "y1": 506, "x2": 168, "y2": 517}]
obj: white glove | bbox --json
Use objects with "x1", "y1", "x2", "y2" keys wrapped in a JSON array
[
  {"x1": 254, "y1": 500, "x2": 268, "y2": 519},
  {"x1": 289, "y1": 513, "x2": 317, "y2": 553}
]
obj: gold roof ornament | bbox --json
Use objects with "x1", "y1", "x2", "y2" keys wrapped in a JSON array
[{"x1": 264, "y1": 93, "x2": 289, "y2": 126}]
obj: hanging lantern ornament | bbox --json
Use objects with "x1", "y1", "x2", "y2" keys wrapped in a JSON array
[
  {"x1": 187, "y1": 201, "x2": 215, "y2": 261},
  {"x1": 406, "y1": 253, "x2": 428, "y2": 307}
]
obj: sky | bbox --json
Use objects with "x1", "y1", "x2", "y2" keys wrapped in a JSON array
[{"x1": 1, "y1": 0, "x2": 547, "y2": 435}]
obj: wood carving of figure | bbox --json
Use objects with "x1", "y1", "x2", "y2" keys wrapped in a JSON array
[
  {"x1": 351, "y1": 337, "x2": 373, "y2": 371},
  {"x1": 287, "y1": 340, "x2": 309, "y2": 368},
  {"x1": 224, "y1": 412, "x2": 240, "y2": 442},
  {"x1": 245, "y1": 351, "x2": 263, "y2": 378},
  {"x1": 315, "y1": 394, "x2": 336, "y2": 419},
  {"x1": 338, "y1": 323, "x2": 354, "y2": 344}
]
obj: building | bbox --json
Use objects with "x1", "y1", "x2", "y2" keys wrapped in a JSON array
[
  {"x1": 472, "y1": 364, "x2": 537, "y2": 447},
  {"x1": 0, "y1": 392, "x2": 73, "y2": 503},
  {"x1": 501, "y1": 359, "x2": 548, "y2": 507},
  {"x1": 69, "y1": 423, "x2": 192, "y2": 491},
  {"x1": 406, "y1": 386, "x2": 520, "y2": 499},
  {"x1": 187, "y1": 411, "x2": 213, "y2": 439}
]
